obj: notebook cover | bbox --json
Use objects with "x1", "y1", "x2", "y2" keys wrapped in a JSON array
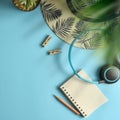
[{"x1": 60, "y1": 70, "x2": 108, "y2": 117}]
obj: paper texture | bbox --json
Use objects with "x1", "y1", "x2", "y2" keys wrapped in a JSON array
[{"x1": 60, "y1": 70, "x2": 108, "y2": 117}]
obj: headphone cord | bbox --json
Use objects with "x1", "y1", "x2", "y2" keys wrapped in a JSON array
[{"x1": 68, "y1": 28, "x2": 104, "y2": 84}]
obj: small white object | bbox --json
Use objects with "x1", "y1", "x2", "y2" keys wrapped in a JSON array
[{"x1": 60, "y1": 70, "x2": 108, "y2": 118}]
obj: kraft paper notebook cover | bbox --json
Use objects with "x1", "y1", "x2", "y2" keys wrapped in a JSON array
[{"x1": 60, "y1": 70, "x2": 108, "y2": 118}]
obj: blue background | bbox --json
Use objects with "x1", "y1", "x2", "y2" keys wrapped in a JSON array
[{"x1": 0, "y1": 0, "x2": 120, "y2": 120}]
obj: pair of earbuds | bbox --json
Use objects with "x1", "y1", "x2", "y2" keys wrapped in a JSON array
[{"x1": 68, "y1": 29, "x2": 120, "y2": 84}]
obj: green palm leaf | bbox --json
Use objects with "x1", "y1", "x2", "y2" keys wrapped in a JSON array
[
  {"x1": 69, "y1": 0, "x2": 120, "y2": 64},
  {"x1": 101, "y1": 18, "x2": 120, "y2": 64},
  {"x1": 68, "y1": 0, "x2": 120, "y2": 22}
]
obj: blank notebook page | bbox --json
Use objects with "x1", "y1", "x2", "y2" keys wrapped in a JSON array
[{"x1": 60, "y1": 70, "x2": 108, "y2": 118}]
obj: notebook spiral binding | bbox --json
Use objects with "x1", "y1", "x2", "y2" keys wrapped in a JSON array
[{"x1": 61, "y1": 86, "x2": 87, "y2": 117}]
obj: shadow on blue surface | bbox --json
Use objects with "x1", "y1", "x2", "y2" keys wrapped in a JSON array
[{"x1": 0, "y1": 0, "x2": 16, "y2": 10}]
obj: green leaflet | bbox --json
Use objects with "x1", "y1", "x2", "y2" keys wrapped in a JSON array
[
  {"x1": 20, "y1": 0, "x2": 37, "y2": 10},
  {"x1": 70, "y1": 0, "x2": 120, "y2": 64},
  {"x1": 68, "y1": 0, "x2": 120, "y2": 21}
]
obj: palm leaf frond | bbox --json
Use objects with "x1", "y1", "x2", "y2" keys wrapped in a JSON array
[
  {"x1": 76, "y1": 32, "x2": 103, "y2": 49},
  {"x1": 52, "y1": 17, "x2": 75, "y2": 38},
  {"x1": 72, "y1": 20, "x2": 102, "y2": 49},
  {"x1": 40, "y1": 1, "x2": 62, "y2": 21},
  {"x1": 68, "y1": 0, "x2": 120, "y2": 22},
  {"x1": 101, "y1": 18, "x2": 120, "y2": 64},
  {"x1": 72, "y1": 20, "x2": 87, "y2": 38},
  {"x1": 88, "y1": 32, "x2": 104, "y2": 48}
]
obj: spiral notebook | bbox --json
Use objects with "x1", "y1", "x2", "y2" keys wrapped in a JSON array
[{"x1": 60, "y1": 70, "x2": 108, "y2": 118}]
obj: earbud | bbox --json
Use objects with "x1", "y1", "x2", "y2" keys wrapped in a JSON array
[{"x1": 99, "y1": 65, "x2": 120, "y2": 84}]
